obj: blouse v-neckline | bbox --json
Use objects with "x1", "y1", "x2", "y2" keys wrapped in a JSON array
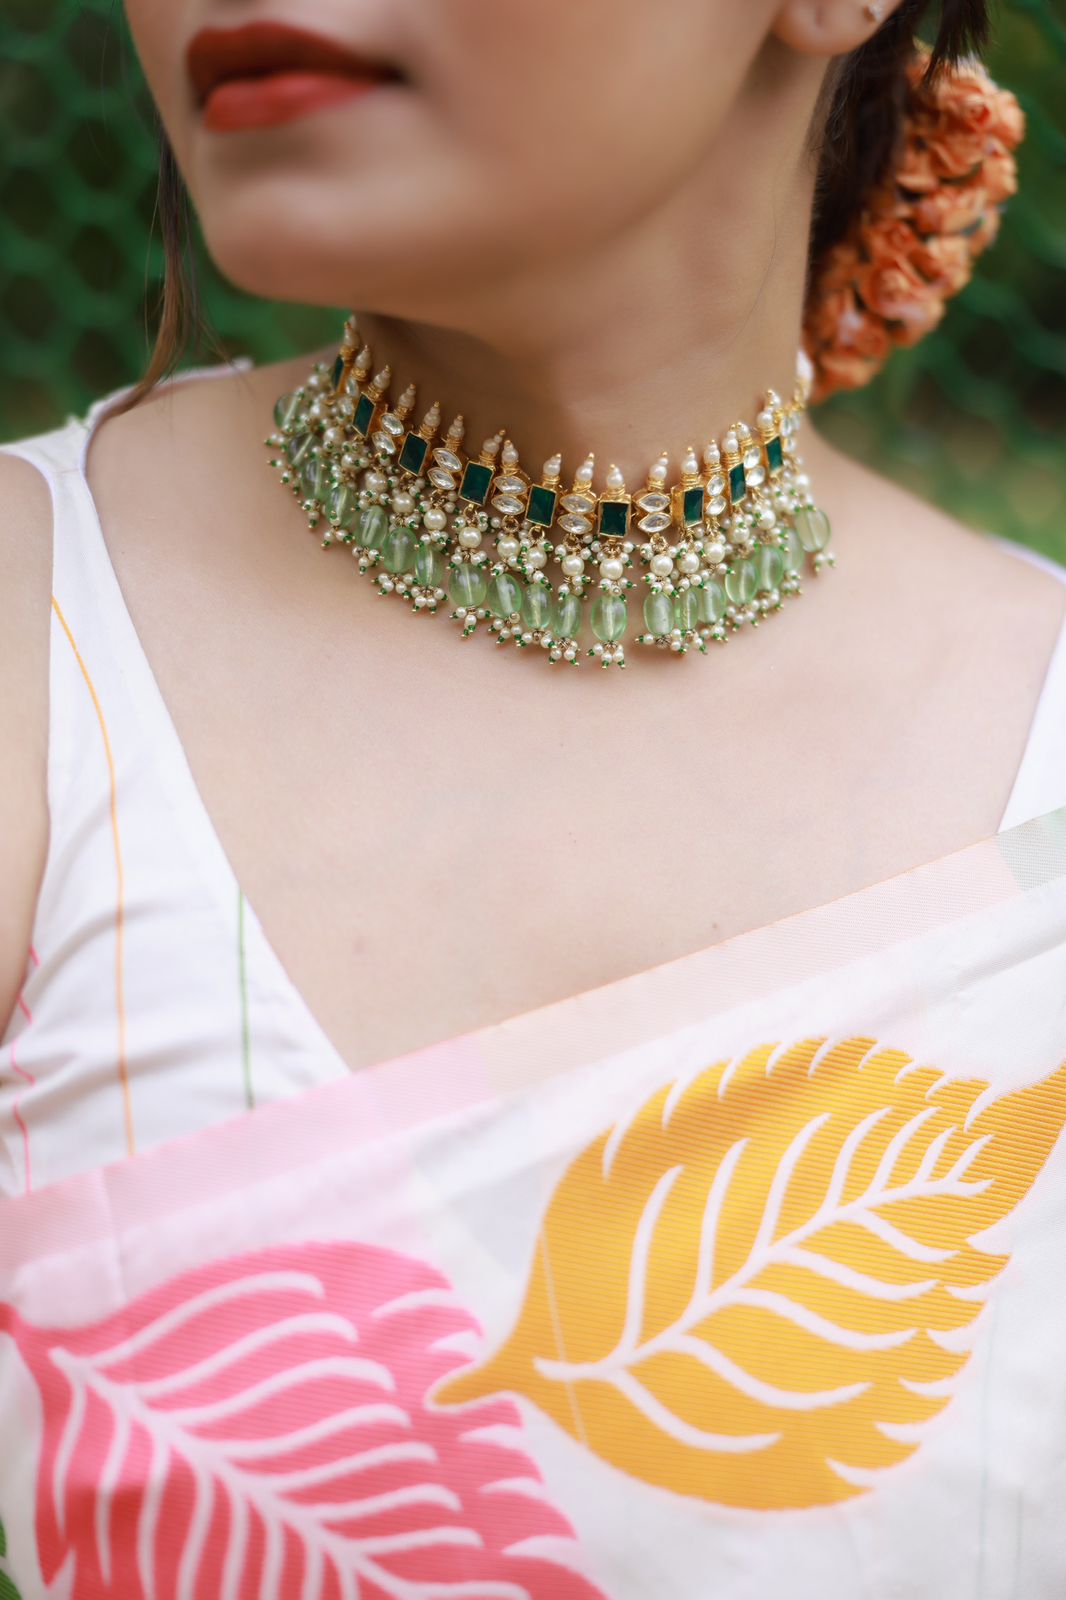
[{"x1": 68, "y1": 358, "x2": 1066, "y2": 1089}]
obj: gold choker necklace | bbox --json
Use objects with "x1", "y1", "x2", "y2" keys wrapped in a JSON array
[{"x1": 266, "y1": 315, "x2": 835, "y2": 669}]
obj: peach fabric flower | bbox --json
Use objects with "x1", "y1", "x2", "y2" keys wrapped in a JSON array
[{"x1": 804, "y1": 45, "x2": 1025, "y2": 402}]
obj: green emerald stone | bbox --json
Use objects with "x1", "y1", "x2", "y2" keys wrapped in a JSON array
[
  {"x1": 414, "y1": 544, "x2": 446, "y2": 587},
  {"x1": 522, "y1": 583, "x2": 553, "y2": 630},
  {"x1": 328, "y1": 484, "x2": 360, "y2": 530},
  {"x1": 358, "y1": 504, "x2": 388, "y2": 551},
  {"x1": 796, "y1": 505, "x2": 832, "y2": 552},
  {"x1": 448, "y1": 563, "x2": 487, "y2": 609},
  {"x1": 766, "y1": 436, "x2": 784, "y2": 473},
  {"x1": 274, "y1": 392, "x2": 301, "y2": 431},
  {"x1": 460, "y1": 461, "x2": 493, "y2": 506},
  {"x1": 591, "y1": 593, "x2": 628, "y2": 643},
  {"x1": 729, "y1": 462, "x2": 747, "y2": 503},
  {"x1": 486, "y1": 571, "x2": 524, "y2": 618},
  {"x1": 643, "y1": 591, "x2": 674, "y2": 636},
  {"x1": 330, "y1": 354, "x2": 345, "y2": 389},
  {"x1": 598, "y1": 498, "x2": 630, "y2": 538},
  {"x1": 725, "y1": 557, "x2": 758, "y2": 605},
  {"x1": 285, "y1": 431, "x2": 314, "y2": 467},
  {"x1": 683, "y1": 485, "x2": 704, "y2": 526},
  {"x1": 527, "y1": 484, "x2": 558, "y2": 528},
  {"x1": 382, "y1": 525, "x2": 415, "y2": 574},
  {"x1": 398, "y1": 433, "x2": 429, "y2": 477},
  {"x1": 698, "y1": 580, "x2": 727, "y2": 624},
  {"x1": 756, "y1": 544, "x2": 785, "y2": 591},
  {"x1": 353, "y1": 394, "x2": 376, "y2": 437},
  {"x1": 674, "y1": 588, "x2": 701, "y2": 631},
  {"x1": 553, "y1": 592, "x2": 583, "y2": 639}
]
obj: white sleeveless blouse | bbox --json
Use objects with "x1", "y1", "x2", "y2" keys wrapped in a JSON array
[
  {"x1": 3, "y1": 361, "x2": 1066, "y2": 1197},
  {"x1": 2, "y1": 365, "x2": 1066, "y2": 1600}
]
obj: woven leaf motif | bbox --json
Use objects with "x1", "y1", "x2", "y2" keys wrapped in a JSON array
[
  {"x1": 5, "y1": 1242, "x2": 605, "y2": 1600},
  {"x1": 436, "y1": 1037, "x2": 1066, "y2": 1509}
]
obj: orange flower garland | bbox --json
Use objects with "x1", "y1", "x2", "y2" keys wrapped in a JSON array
[{"x1": 803, "y1": 47, "x2": 1025, "y2": 402}]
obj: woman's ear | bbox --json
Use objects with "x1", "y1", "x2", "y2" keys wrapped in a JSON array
[{"x1": 771, "y1": 0, "x2": 899, "y2": 57}]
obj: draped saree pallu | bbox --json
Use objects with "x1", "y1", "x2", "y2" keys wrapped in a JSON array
[{"x1": 2, "y1": 804, "x2": 1066, "y2": 1600}]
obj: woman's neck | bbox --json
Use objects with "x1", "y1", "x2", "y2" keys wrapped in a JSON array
[{"x1": 315, "y1": 60, "x2": 821, "y2": 489}]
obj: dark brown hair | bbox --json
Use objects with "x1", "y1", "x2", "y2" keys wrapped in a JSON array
[{"x1": 114, "y1": 0, "x2": 990, "y2": 417}]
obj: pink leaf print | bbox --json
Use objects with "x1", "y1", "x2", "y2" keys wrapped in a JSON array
[{"x1": 2, "y1": 1242, "x2": 607, "y2": 1599}]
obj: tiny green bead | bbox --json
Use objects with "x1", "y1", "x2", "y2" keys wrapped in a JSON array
[
  {"x1": 414, "y1": 544, "x2": 446, "y2": 587},
  {"x1": 783, "y1": 525, "x2": 806, "y2": 572},
  {"x1": 486, "y1": 571, "x2": 524, "y2": 618},
  {"x1": 674, "y1": 588, "x2": 701, "y2": 631},
  {"x1": 796, "y1": 505, "x2": 831, "y2": 553},
  {"x1": 591, "y1": 593, "x2": 628, "y2": 643},
  {"x1": 553, "y1": 592, "x2": 583, "y2": 639},
  {"x1": 327, "y1": 485, "x2": 360, "y2": 530},
  {"x1": 698, "y1": 580, "x2": 727, "y2": 624},
  {"x1": 756, "y1": 544, "x2": 785, "y2": 591},
  {"x1": 448, "y1": 564, "x2": 487, "y2": 608},
  {"x1": 359, "y1": 504, "x2": 388, "y2": 551},
  {"x1": 274, "y1": 392, "x2": 301, "y2": 430},
  {"x1": 522, "y1": 583, "x2": 553, "y2": 630},
  {"x1": 643, "y1": 591, "x2": 674, "y2": 636},
  {"x1": 725, "y1": 558, "x2": 758, "y2": 606},
  {"x1": 382, "y1": 525, "x2": 415, "y2": 574}
]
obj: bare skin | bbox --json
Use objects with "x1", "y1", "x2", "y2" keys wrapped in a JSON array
[{"x1": 1, "y1": 352, "x2": 1062, "y2": 1066}]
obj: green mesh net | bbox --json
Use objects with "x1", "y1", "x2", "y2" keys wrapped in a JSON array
[{"x1": 2, "y1": 0, "x2": 1063, "y2": 558}]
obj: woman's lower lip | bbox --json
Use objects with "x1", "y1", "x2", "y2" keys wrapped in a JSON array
[{"x1": 201, "y1": 70, "x2": 380, "y2": 133}]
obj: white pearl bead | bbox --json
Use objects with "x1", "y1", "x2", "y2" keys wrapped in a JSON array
[
  {"x1": 365, "y1": 470, "x2": 388, "y2": 494},
  {"x1": 525, "y1": 548, "x2": 547, "y2": 569},
  {"x1": 562, "y1": 553, "x2": 585, "y2": 578},
  {"x1": 758, "y1": 506, "x2": 776, "y2": 528},
  {"x1": 705, "y1": 541, "x2": 726, "y2": 563},
  {"x1": 678, "y1": 551, "x2": 700, "y2": 574},
  {"x1": 392, "y1": 491, "x2": 415, "y2": 516},
  {"x1": 423, "y1": 507, "x2": 447, "y2": 531},
  {"x1": 497, "y1": 536, "x2": 519, "y2": 561},
  {"x1": 651, "y1": 553, "x2": 673, "y2": 577},
  {"x1": 600, "y1": 557, "x2": 624, "y2": 582},
  {"x1": 459, "y1": 527, "x2": 482, "y2": 549}
]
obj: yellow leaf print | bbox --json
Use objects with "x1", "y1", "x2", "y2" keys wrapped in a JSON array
[{"x1": 436, "y1": 1036, "x2": 1066, "y2": 1509}]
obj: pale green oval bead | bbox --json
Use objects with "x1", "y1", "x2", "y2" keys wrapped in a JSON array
[
  {"x1": 643, "y1": 591, "x2": 674, "y2": 636},
  {"x1": 414, "y1": 544, "x2": 446, "y2": 587},
  {"x1": 328, "y1": 484, "x2": 360, "y2": 530},
  {"x1": 725, "y1": 558, "x2": 757, "y2": 606},
  {"x1": 522, "y1": 583, "x2": 553, "y2": 630},
  {"x1": 553, "y1": 592, "x2": 582, "y2": 639},
  {"x1": 698, "y1": 580, "x2": 727, "y2": 624},
  {"x1": 448, "y1": 564, "x2": 487, "y2": 608},
  {"x1": 674, "y1": 588, "x2": 701, "y2": 631},
  {"x1": 302, "y1": 457, "x2": 331, "y2": 501},
  {"x1": 274, "y1": 392, "x2": 301, "y2": 430},
  {"x1": 486, "y1": 571, "x2": 524, "y2": 618},
  {"x1": 796, "y1": 506, "x2": 831, "y2": 553},
  {"x1": 783, "y1": 525, "x2": 806, "y2": 572},
  {"x1": 286, "y1": 431, "x2": 314, "y2": 468},
  {"x1": 359, "y1": 504, "x2": 388, "y2": 551},
  {"x1": 756, "y1": 544, "x2": 785, "y2": 591},
  {"x1": 382, "y1": 525, "x2": 415, "y2": 574},
  {"x1": 592, "y1": 593, "x2": 628, "y2": 643}
]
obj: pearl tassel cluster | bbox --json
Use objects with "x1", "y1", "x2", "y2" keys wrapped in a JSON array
[{"x1": 265, "y1": 316, "x2": 835, "y2": 671}]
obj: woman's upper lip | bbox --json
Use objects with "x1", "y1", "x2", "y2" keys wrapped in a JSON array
[{"x1": 185, "y1": 20, "x2": 397, "y2": 107}]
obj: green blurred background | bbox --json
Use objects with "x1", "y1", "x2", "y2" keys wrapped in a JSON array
[{"x1": 1, "y1": 0, "x2": 1063, "y2": 557}]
